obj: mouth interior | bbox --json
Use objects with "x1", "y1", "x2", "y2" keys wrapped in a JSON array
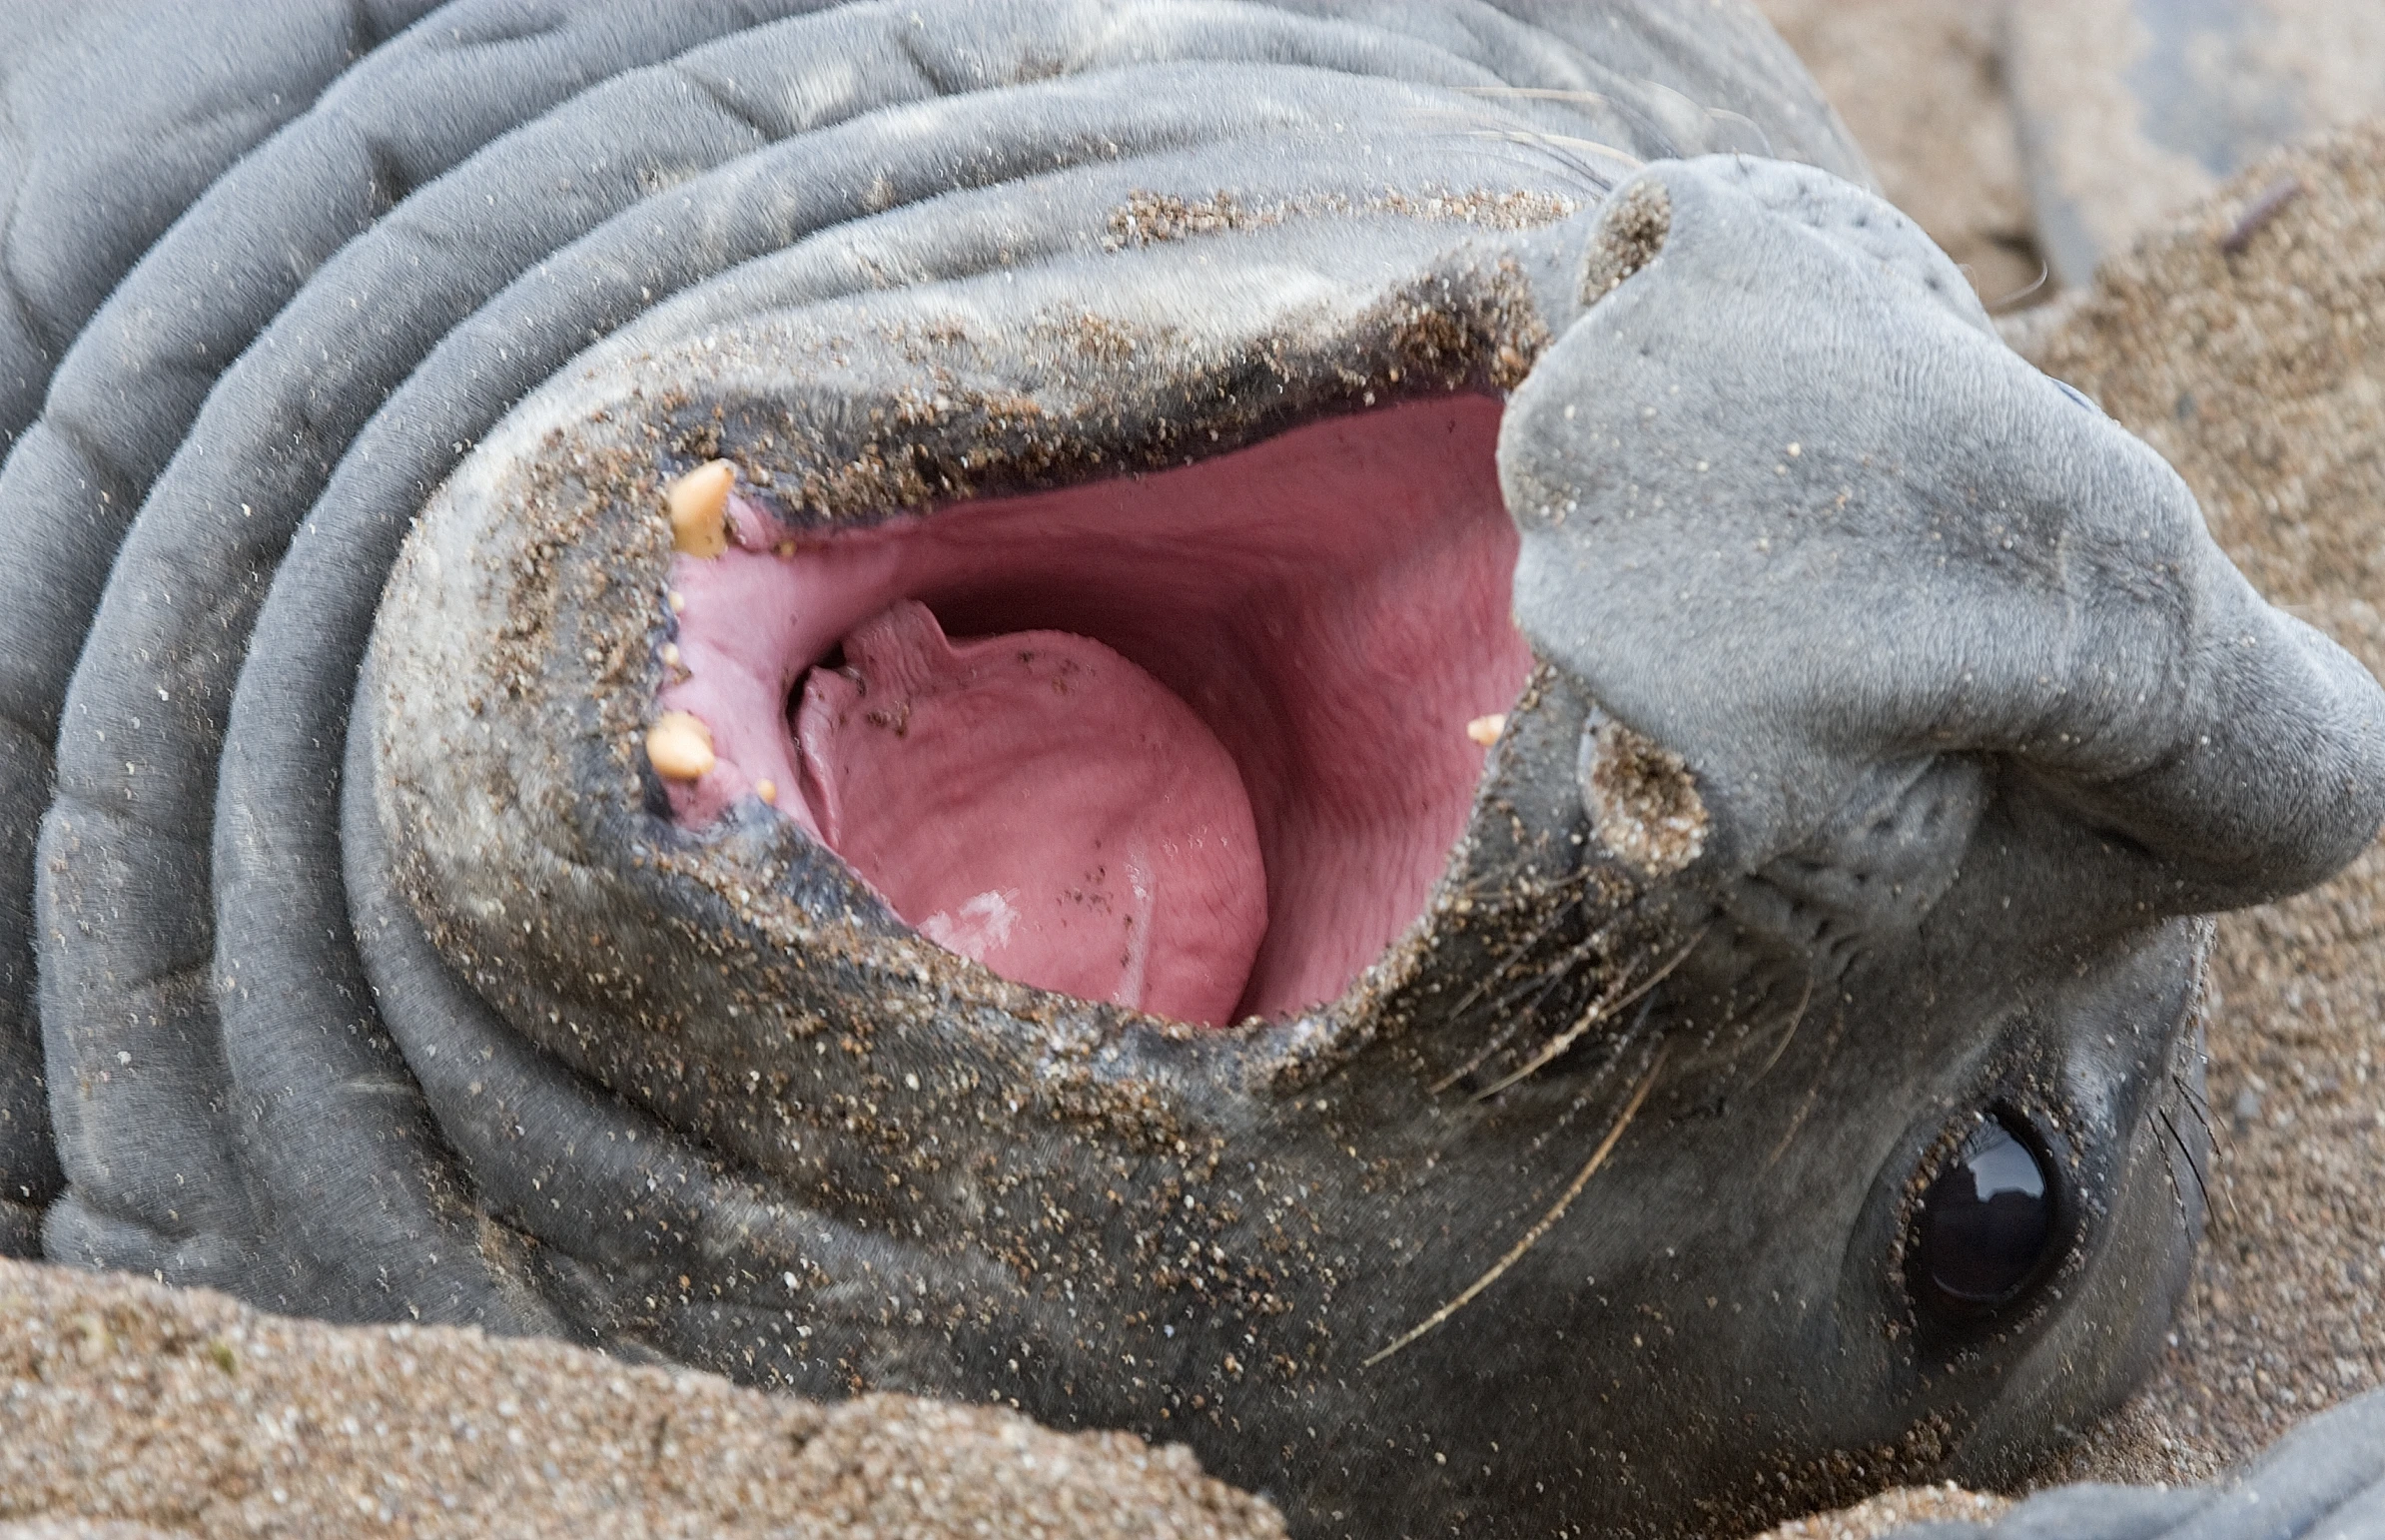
[{"x1": 658, "y1": 394, "x2": 1529, "y2": 1025}]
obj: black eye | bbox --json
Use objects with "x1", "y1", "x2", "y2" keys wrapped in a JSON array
[{"x1": 1909, "y1": 1116, "x2": 2055, "y2": 1318}]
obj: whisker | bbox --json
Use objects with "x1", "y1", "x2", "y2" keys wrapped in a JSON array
[
  {"x1": 1396, "y1": 103, "x2": 1627, "y2": 196},
  {"x1": 1461, "y1": 128, "x2": 1644, "y2": 171},
  {"x1": 1548, "y1": 1001, "x2": 1647, "y2": 1131},
  {"x1": 1748, "y1": 971, "x2": 1817, "y2": 1085},
  {"x1": 1473, "y1": 927, "x2": 1706, "y2": 1100},
  {"x1": 2154, "y1": 1110, "x2": 2192, "y2": 1223},
  {"x1": 1989, "y1": 261, "x2": 2051, "y2": 313},
  {"x1": 1364, "y1": 1041, "x2": 1669, "y2": 1368},
  {"x1": 1431, "y1": 934, "x2": 1619, "y2": 1095},
  {"x1": 1457, "y1": 83, "x2": 1769, "y2": 160},
  {"x1": 1434, "y1": 133, "x2": 1625, "y2": 202},
  {"x1": 1440, "y1": 862, "x2": 1592, "y2": 911},
  {"x1": 2166, "y1": 1073, "x2": 2239, "y2": 1225},
  {"x1": 1427, "y1": 970, "x2": 1577, "y2": 1096},
  {"x1": 1452, "y1": 85, "x2": 1615, "y2": 105},
  {"x1": 1678, "y1": 990, "x2": 1748, "y2": 1087},
  {"x1": 1433, "y1": 896, "x2": 1592, "y2": 1025},
  {"x1": 1431, "y1": 987, "x2": 1642, "y2": 1165},
  {"x1": 1428, "y1": 919, "x2": 1625, "y2": 1094},
  {"x1": 2156, "y1": 1107, "x2": 2215, "y2": 1225},
  {"x1": 1443, "y1": 82, "x2": 1667, "y2": 160},
  {"x1": 1511, "y1": 1003, "x2": 1648, "y2": 1160},
  {"x1": 1764, "y1": 1006, "x2": 1848, "y2": 1167},
  {"x1": 1703, "y1": 106, "x2": 1773, "y2": 158},
  {"x1": 2170, "y1": 1073, "x2": 2221, "y2": 1191},
  {"x1": 1483, "y1": 925, "x2": 1604, "y2": 1004}
]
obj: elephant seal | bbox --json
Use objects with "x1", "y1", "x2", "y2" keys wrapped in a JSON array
[{"x1": 3, "y1": 5, "x2": 2381, "y2": 1538}]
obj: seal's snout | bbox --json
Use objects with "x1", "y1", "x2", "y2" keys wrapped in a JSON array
[
  {"x1": 1452, "y1": 156, "x2": 2383, "y2": 1501},
  {"x1": 1504, "y1": 154, "x2": 2385, "y2": 918}
]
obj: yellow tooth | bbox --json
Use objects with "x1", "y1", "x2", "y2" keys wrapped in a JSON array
[
  {"x1": 666, "y1": 459, "x2": 735, "y2": 557},
  {"x1": 667, "y1": 590, "x2": 685, "y2": 613},
  {"x1": 660, "y1": 643, "x2": 681, "y2": 668},
  {"x1": 1466, "y1": 713, "x2": 1507, "y2": 747},
  {"x1": 646, "y1": 711, "x2": 716, "y2": 781},
  {"x1": 754, "y1": 778, "x2": 778, "y2": 805}
]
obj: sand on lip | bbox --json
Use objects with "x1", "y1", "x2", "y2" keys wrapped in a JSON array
[{"x1": 0, "y1": 1258, "x2": 1282, "y2": 1540}]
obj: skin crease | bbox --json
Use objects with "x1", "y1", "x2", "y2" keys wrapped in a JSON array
[{"x1": 2, "y1": 6, "x2": 2383, "y2": 1539}]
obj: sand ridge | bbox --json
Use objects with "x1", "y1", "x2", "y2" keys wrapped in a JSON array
[{"x1": 0, "y1": 1259, "x2": 1281, "y2": 1539}]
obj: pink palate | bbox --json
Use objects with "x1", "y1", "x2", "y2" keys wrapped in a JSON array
[{"x1": 657, "y1": 394, "x2": 1530, "y2": 1024}]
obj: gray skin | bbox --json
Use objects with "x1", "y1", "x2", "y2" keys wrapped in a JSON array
[{"x1": 2, "y1": 4, "x2": 2383, "y2": 1538}]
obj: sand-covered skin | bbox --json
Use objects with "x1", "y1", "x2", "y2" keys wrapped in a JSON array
[
  {"x1": 1753, "y1": 0, "x2": 2042, "y2": 308},
  {"x1": 0, "y1": 1259, "x2": 1282, "y2": 1540},
  {"x1": 3, "y1": 27, "x2": 2379, "y2": 1540}
]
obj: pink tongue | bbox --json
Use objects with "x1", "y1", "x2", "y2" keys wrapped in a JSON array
[{"x1": 794, "y1": 601, "x2": 1266, "y2": 1027}]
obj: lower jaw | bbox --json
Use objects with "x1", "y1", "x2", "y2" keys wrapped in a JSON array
[{"x1": 656, "y1": 393, "x2": 1530, "y2": 1026}]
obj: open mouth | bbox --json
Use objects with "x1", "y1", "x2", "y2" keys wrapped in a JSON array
[{"x1": 651, "y1": 394, "x2": 1529, "y2": 1026}]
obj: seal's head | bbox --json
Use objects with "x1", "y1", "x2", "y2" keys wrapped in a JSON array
[{"x1": 366, "y1": 158, "x2": 2385, "y2": 1537}]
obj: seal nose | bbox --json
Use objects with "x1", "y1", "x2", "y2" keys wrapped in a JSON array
[{"x1": 1501, "y1": 155, "x2": 2385, "y2": 915}]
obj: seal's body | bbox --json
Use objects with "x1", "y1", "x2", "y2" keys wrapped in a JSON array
[{"x1": 2, "y1": 6, "x2": 2380, "y2": 1538}]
